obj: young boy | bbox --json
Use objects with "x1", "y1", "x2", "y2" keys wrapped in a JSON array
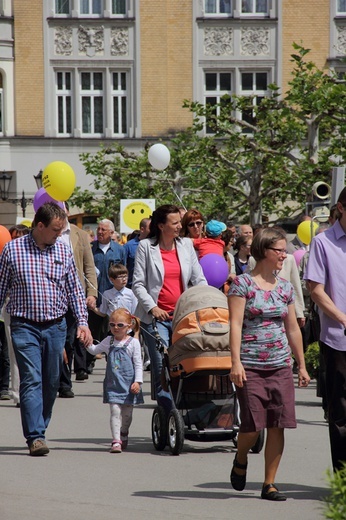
[
  {"x1": 193, "y1": 220, "x2": 227, "y2": 259},
  {"x1": 98, "y1": 264, "x2": 138, "y2": 317}
]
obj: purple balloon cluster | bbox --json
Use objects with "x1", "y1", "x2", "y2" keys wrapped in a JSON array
[{"x1": 33, "y1": 188, "x2": 65, "y2": 213}]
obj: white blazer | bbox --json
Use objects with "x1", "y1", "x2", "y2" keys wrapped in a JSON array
[{"x1": 132, "y1": 237, "x2": 207, "y2": 323}]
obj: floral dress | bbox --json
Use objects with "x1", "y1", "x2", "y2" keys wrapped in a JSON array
[{"x1": 229, "y1": 273, "x2": 294, "y2": 369}]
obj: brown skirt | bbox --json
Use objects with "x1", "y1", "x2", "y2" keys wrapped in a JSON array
[{"x1": 236, "y1": 366, "x2": 296, "y2": 432}]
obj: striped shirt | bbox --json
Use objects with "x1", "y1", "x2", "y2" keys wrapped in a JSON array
[{"x1": 0, "y1": 233, "x2": 88, "y2": 325}]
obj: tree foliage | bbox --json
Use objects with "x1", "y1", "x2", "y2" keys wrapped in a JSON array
[{"x1": 70, "y1": 45, "x2": 346, "y2": 226}]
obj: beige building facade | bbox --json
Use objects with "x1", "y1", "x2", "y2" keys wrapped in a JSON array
[{"x1": 0, "y1": 0, "x2": 345, "y2": 225}]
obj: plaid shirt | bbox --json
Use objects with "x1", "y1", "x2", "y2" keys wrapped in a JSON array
[{"x1": 0, "y1": 233, "x2": 88, "y2": 326}]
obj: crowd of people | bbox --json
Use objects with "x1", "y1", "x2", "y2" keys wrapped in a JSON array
[{"x1": 0, "y1": 196, "x2": 345, "y2": 500}]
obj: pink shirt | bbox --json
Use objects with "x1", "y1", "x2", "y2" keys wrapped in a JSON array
[
  {"x1": 157, "y1": 249, "x2": 183, "y2": 313},
  {"x1": 193, "y1": 237, "x2": 225, "y2": 259}
]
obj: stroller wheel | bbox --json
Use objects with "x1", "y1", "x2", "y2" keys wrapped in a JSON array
[
  {"x1": 152, "y1": 406, "x2": 168, "y2": 451},
  {"x1": 167, "y1": 409, "x2": 185, "y2": 456}
]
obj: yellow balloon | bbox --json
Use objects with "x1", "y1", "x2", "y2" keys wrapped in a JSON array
[
  {"x1": 42, "y1": 161, "x2": 76, "y2": 201},
  {"x1": 297, "y1": 220, "x2": 318, "y2": 245},
  {"x1": 19, "y1": 219, "x2": 33, "y2": 228}
]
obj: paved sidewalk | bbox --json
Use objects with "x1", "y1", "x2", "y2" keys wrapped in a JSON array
[{"x1": 0, "y1": 359, "x2": 331, "y2": 520}]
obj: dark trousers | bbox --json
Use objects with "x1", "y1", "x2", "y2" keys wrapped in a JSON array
[
  {"x1": 59, "y1": 309, "x2": 88, "y2": 391},
  {"x1": 321, "y1": 342, "x2": 346, "y2": 471},
  {"x1": 59, "y1": 309, "x2": 77, "y2": 391},
  {"x1": 0, "y1": 322, "x2": 10, "y2": 392}
]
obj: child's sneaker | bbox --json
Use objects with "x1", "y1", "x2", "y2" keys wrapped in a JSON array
[
  {"x1": 120, "y1": 431, "x2": 128, "y2": 450},
  {"x1": 110, "y1": 440, "x2": 122, "y2": 453}
]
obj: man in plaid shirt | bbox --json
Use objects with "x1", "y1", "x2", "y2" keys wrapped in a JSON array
[{"x1": 0, "y1": 203, "x2": 93, "y2": 456}]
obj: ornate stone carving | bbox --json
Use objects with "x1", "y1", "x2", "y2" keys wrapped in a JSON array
[
  {"x1": 78, "y1": 25, "x2": 104, "y2": 57},
  {"x1": 110, "y1": 27, "x2": 129, "y2": 56},
  {"x1": 55, "y1": 26, "x2": 73, "y2": 56},
  {"x1": 204, "y1": 27, "x2": 233, "y2": 56},
  {"x1": 336, "y1": 25, "x2": 346, "y2": 55},
  {"x1": 241, "y1": 27, "x2": 270, "y2": 56}
]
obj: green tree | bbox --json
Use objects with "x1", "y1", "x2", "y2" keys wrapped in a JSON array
[
  {"x1": 183, "y1": 43, "x2": 346, "y2": 225},
  {"x1": 71, "y1": 45, "x2": 346, "y2": 225}
]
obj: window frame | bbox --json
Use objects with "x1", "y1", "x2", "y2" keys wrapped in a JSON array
[
  {"x1": 79, "y1": 0, "x2": 103, "y2": 17},
  {"x1": 56, "y1": 71, "x2": 73, "y2": 137},
  {"x1": 239, "y1": 70, "x2": 270, "y2": 132},
  {"x1": 112, "y1": 0, "x2": 127, "y2": 16},
  {"x1": 204, "y1": 70, "x2": 232, "y2": 134},
  {"x1": 204, "y1": 0, "x2": 233, "y2": 16},
  {"x1": 55, "y1": 0, "x2": 70, "y2": 15},
  {"x1": 0, "y1": 87, "x2": 3, "y2": 136},
  {"x1": 240, "y1": 0, "x2": 269, "y2": 16},
  {"x1": 80, "y1": 70, "x2": 105, "y2": 137},
  {"x1": 111, "y1": 70, "x2": 129, "y2": 137},
  {"x1": 337, "y1": 0, "x2": 346, "y2": 14}
]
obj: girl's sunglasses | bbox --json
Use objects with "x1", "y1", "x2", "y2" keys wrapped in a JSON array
[{"x1": 109, "y1": 322, "x2": 128, "y2": 328}]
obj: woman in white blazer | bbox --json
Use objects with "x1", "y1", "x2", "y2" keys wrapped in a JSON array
[{"x1": 132, "y1": 204, "x2": 207, "y2": 410}]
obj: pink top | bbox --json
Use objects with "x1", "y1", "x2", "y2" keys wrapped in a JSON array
[
  {"x1": 193, "y1": 237, "x2": 225, "y2": 259},
  {"x1": 157, "y1": 249, "x2": 183, "y2": 313}
]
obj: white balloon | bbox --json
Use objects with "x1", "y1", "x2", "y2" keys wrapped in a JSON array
[{"x1": 148, "y1": 143, "x2": 171, "y2": 170}]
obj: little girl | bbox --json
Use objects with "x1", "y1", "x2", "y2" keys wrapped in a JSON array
[{"x1": 86, "y1": 307, "x2": 144, "y2": 453}]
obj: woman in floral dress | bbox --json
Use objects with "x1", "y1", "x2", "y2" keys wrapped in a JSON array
[{"x1": 228, "y1": 227, "x2": 310, "y2": 501}]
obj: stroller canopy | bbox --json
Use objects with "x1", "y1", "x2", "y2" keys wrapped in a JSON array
[{"x1": 170, "y1": 285, "x2": 230, "y2": 369}]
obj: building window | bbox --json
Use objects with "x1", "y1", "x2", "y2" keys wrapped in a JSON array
[
  {"x1": 204, "y1": 71, "x2": 232, "y2": 133},
  {"x1": 241, "y1": 0, "x2": 268, "y2": 14},
  {"x1": 205, "y1": 0, "x2": 232, "y2": 14},
  {"x1": 112, "y1": 72, "x2": 128, "y2": 136},
  {"x1": 337, "y1": 0, "x2": 346, "y2": 13},
  {"x1": 55, "y1": 0, "x2": 70, "y2": 14},
  {"x1": 0, "y1": 73, "x2": 3, "y2": 135},
  {"x1": 240, "y1": 71, "x2": 268, "y2": 132},
  {"x1": 57, "y1": 71, "x2": 72, "y2": 135},
  {"x1": 81, "y1": 72, "x2": 104, "y2": 135},
  {"x1": 112, "y1": 0, "x2": 126, "y2": 15},
  {"x1": 336, "y1": 69, "x2": 346, "y2": 79},
  {"x1": 0, "y1": 91, "x2": 3, "y2": 135},
  {"x1": 80, "y1": 0, "x2": 102, "y2": 15}
]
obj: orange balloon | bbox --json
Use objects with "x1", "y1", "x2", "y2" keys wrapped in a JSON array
[{"x1": 0, "y1": 225, "x2": 11, "y2": 254}]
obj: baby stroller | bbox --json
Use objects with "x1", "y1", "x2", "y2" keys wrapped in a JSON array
[{"x1": 151, "y1": 285, "x2": 264, "y2": 455}]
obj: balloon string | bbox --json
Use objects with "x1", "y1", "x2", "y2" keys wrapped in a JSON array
[{"x1": 169, "y1": 185, "x2": 186, "y2": 210}]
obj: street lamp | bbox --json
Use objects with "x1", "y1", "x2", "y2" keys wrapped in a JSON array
[
  {"x1": 34, "y1": 169, "x2": 43, "y2": 190},
  {"x1": 0, "y1": 171, "x2": 12, "y2": 201},
  {"x1": 0, "y1": 170, "x2": 32, "y2": 217}
]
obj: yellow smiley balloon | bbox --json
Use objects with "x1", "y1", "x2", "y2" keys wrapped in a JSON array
[{"x1": 123, "y1": 201, "x2": 152, "y2": 230}]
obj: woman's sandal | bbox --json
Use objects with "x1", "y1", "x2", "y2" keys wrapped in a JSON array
[
  {"x1": 261, "y1": 483, "x2": 287, "y2": 501},
  {"x1": 230, "y1": 454, "x2": 248, "y2": 491}
]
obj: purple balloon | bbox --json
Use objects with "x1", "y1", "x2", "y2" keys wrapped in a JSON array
[
  {"x1": 293, "y1": 248, "x2": 306, "y2": 267},
  {"x1": 33, "y1": 188, "x2": 65, "y2": 212},
  {"x1": 199, "y1": 253, "x2": 229, "y2": 288}
]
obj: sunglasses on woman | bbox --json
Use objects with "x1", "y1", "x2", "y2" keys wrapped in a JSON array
[{"x1": 187, "y1": 221, "x2": 203, "y2": 228}]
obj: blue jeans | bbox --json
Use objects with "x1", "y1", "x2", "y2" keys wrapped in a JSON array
[
  {"x1": 141, "y1": 320, "x2": 172, "y2": 411},
  {"x1": 11, "y1": 317, "x2": 67, "y2": 445}
]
